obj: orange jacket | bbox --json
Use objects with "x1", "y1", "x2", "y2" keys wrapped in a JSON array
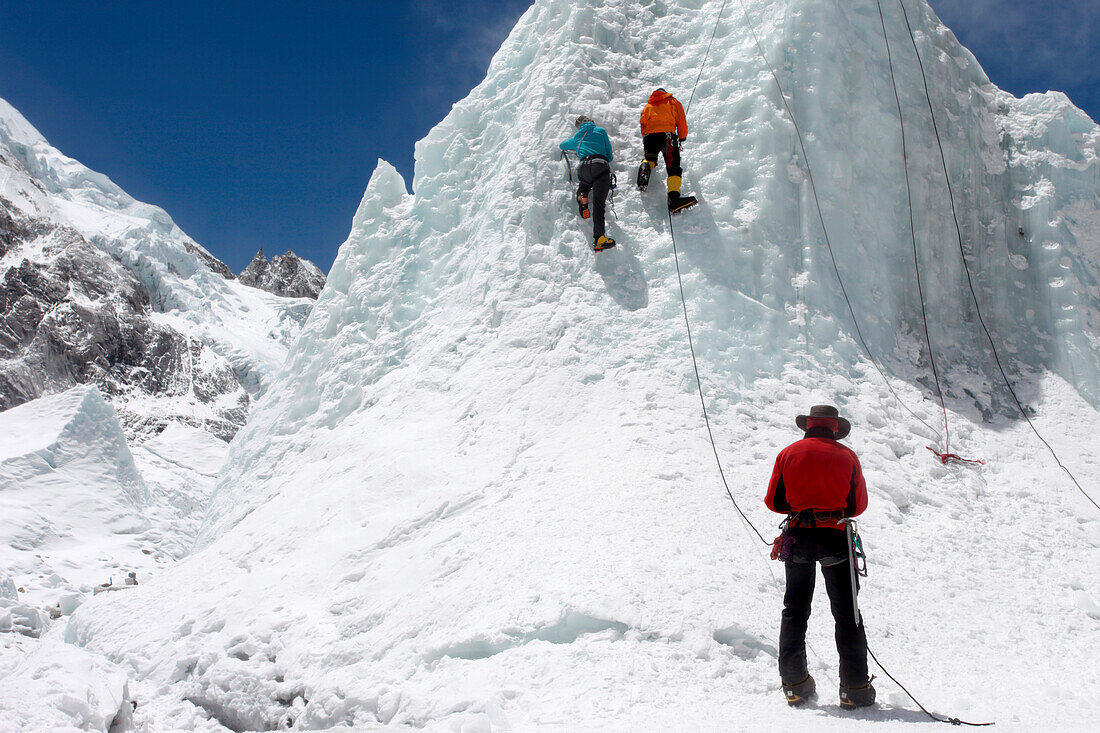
[{"x1": 640, "y1": 90, "x2": 688, "y2": 138}]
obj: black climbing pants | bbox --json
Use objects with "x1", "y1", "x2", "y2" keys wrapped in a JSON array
[
  {"x1": 778, "y1": 528, "x2": 869, "y2": 687},
  {"x1": 642, "y1": 132, "x2": 683, "y2": 179},
  {"x1": 577, "y1": 158, "x2": 611, "y2": 241}
]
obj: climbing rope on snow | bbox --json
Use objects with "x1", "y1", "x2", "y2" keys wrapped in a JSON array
[
  {"x1": 686, "y1": 0, "x2": 730, "y2": 114},
  {"x1": 926, "y1": 447, "x2": 984, "y2": 466},
  {"x1": 867, "y1": 646, "x2": 994, "y2": 727},
  {"x1": 668, "y1": 213, "x2": 769, "y2": 546},
  {"x1": 893, "y1": 0, "x2": 1099, "y2": 512}
]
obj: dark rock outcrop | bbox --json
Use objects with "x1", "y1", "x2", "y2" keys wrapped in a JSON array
[
  {"x1": 185, "y1": 240, "x2": 234, "y2": 279},
  {"x1": 238, "y1": 248, "x2": 326, "y2": 299}
]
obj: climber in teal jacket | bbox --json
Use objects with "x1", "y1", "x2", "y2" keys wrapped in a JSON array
[
  {"x1": 559, "y1": 116, "x2": 616, "y2": 251},
  {"x1": 559, "y1": 117, "x2": 614, "y2": 162}
]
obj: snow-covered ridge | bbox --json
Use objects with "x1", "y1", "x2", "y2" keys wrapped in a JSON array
[
  {"x1": 0, "y1": 96, "x2": 315, "y2": 440},
  {"x1": 66, "y1": 0, "x2": 1099, "y2": 730}
]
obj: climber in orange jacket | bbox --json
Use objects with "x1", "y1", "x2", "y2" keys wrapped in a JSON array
[{"x1": 637, "y1": 88, "x2": 697, "y2": 213}]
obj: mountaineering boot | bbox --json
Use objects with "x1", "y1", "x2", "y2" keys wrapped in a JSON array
[
  {"x1": 593, "y1": 235, "x2": 616, "y2": 252},
  {"x1": 577, "y1": 193, "x2": 590, "y2": 219},
  {"x1": 666, "y1": 175, "x2": 697, "y2": 213},
  {"x1": 637, "y1": 160, "x2": 653, "y2": 191},
  {"x1": 839, "y1": 679, "x2": 876, "y2": 709},
  {"x1": 782, "y1": 674, "x2": 816, "y2": 706},
  {"x1": 668, "y1": 191, "x2": 698, "y2": 214}
]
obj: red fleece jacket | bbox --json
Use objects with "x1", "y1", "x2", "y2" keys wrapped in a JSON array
[{"x1": 765, "y1": 434, "x2": 867, "y2": 529}]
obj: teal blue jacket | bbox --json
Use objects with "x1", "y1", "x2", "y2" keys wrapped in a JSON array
[{"x1": 559, "y1": 121, "x2": 614, "y2": 162}]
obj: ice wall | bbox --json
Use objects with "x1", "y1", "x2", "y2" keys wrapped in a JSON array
[
  {"x1": 201, "y1": 0, "x2": 1099, "y2": 540},
  {"x1": 67, "y1": 1, "x2": 1099, "y2": 729}
]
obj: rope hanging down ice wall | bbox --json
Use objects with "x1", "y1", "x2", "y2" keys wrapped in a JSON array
[{"x1": 891, "y1": 0, "x2": 1099, "y2": 513}]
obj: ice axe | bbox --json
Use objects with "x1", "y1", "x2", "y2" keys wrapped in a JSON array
[
  {"x1": 840, "y1": 518, "x2": 867, "y2": 626},
  {"x1": 561, "y1": 149, "x2": 574, "y2": 183}
]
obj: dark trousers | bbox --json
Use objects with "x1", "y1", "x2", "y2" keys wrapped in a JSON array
[
  {"x1": 778, "y1": 530, "x2": 869, "y2": 686},
  {"x1": 642, "y1": 132, "x2": 683, "y2": 179},
  {"x1": 577, "y1": 159, "x2": 611, "y2": 241}
]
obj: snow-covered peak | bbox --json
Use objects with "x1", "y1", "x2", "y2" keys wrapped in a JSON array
[
  {"x1": 0, "y1": 96, "x2": 209, "y2": 264},
  {"x1": 69, "y1": 1, "x2": 1099, "y2": 729},
  {"x1": 0, "y1": 97, "x2": 47, "y2": 148}
]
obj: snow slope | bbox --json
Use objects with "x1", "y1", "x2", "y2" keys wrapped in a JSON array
[
  {"x1": 66, "y1": 0, "x2": 1099, "y2": 730},
  {"x1": 0, "y1": 386, "x2": 148, "y2": 599},
  {"x1": 0, "y1": 638, "x2": 133, "y2": 732},
  {"x1": 0, "y1": 388, "x2": 227, "y2": 732}
]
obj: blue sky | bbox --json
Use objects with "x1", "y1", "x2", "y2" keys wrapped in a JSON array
[{"x1": 0, "y1": 1, "x2": 1095, "y2": 274}]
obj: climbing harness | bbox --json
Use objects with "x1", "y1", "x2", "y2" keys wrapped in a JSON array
[{"x1": 891, "y1": 0, "x2": 1098, "y2": 512}]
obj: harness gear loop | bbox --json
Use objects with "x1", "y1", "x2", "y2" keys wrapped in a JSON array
[{"x1": 770, "y1": 515, "x2": 795, "y2": 561}]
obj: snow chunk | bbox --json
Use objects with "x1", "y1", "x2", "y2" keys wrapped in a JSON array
[
  {"x1": 0, "y1": 640, "x2": 132, "y2": 733},
  {"x1": 0, "y1": 386, "x2": 153, "y2": 603}
]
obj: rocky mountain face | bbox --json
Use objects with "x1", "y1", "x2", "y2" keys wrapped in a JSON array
[
  {"x1": 238, "y1": 248, "x2": 326, "y2": 299},
  {"x1": 0, "y1": 198, "x2": 248, "y2": 440},
  {"x1": 0, "y1": 96, "x2": 314, "y2": 442}
]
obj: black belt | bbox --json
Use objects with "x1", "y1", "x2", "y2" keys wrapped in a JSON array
[
  {"x1": 581, "y1": 155, "x2": 608, "y2": 163},
  {"x1": 787, "y1": 509, "x2": 846, "y2": 528}
]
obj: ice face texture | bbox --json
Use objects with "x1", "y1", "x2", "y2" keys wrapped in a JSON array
[{"x1": 65, "y1": 1, "x2": 1099, "y2": 730}]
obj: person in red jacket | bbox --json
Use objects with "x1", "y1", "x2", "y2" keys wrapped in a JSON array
[
  {"x1": 636, "y1": 88, "x2": 697, "y2": 213},
  {"x1": 765, "y1": 404, "x2": 876, "y2": 709}
]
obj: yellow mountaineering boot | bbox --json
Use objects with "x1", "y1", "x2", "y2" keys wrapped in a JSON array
[
  {"x1": 667, "y1": 175, "x2": 697, "y2": 214},
  {"x1": 594, "y1": 235, "x2": 616, "y2": 252}
]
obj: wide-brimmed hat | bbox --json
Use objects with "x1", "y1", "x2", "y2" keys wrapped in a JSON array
[{"x1": 795, "y1": 404, "x2": 851, "y2": 440}]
